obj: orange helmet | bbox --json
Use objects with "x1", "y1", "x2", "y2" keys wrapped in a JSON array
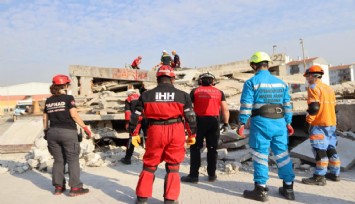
[
  {"x1": 156, "y1": 65, "x2": 175, "y2": 78},
  {"x1": 52, "y1": 74, "x2": 71, "y2": 85},
  {"x1": 303, "y1": 65, "x2": 324, "y2": 77}
]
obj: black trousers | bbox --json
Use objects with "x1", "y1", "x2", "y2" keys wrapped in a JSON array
[
  {"x1": 189, "y1": 116, "x2": 220, "y2": 177},
  {"x1": 47, "y1": 127, "x2": 82, "y2": 188},
  {"x1": 125, "y1": 119, "x2": 147, "y2": 159}
]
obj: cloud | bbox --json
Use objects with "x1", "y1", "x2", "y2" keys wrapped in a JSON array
[{"x1": 0, "y1": 0, "x2": 355, "y2": 85}]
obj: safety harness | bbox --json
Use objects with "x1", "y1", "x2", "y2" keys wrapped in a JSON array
[{"x1": 251, "y1": 104, "x2": 285, "y2": 119}]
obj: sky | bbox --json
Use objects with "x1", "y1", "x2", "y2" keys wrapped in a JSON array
[{"x1": 1, "y1": 0, "x2": 355, "y2": 85}]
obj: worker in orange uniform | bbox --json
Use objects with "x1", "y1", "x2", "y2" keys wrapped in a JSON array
[
  {"x1": 121, "y1": 89, "x2": 147, "y2": 165},
  {"x1": 181, "y1": 72, "x2": 230, "y2": 183},
  {"x1": 131, "y1": 56, "x2": 142, "y2": 69},
  {"x1": 43, "y1": 74, "x2": 91, "y2": 196},
  {"x1": 129, "y1": 65, "x2": 197, "y2": 204},
  {"x1": 302, "y1": 65, "x2": 340, "y2": 185}
]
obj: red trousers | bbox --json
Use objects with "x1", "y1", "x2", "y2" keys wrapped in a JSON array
[{"x1": 136, "y1": 122, "x2": 185, "y2": 200}]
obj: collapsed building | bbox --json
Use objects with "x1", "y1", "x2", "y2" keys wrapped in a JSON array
[{"x1": 1, "y1": 54, "x2": 355, "y2": 175}]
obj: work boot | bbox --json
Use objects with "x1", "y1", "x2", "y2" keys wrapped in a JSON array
[
  {"x1": 181, "y1": 175, "x2": 198, "y2": 183},
  {"x1": 69, "y1": 187, "x2": 89, "y2": 197},
  {"x1": 325, "y1": 173, "x2": 340, "y2": 182},
  {"x1": 278, "y1": 181, "x2": 295, "y2": 200},
  {"x1": 136, "y1": 196, "x2": 148, "y2": 204},
  {"x1": 120, "y1": 157, "x2": 131, "y2": 165},
  {"x1": 243, "y1": 184, "x2": 269, "y2": 202},
  {"x1": 164, "y1": 199, "x2": 179, "y2": 204},
  {"x1": 208, "y1": 175, "x2": 217, "y2": 182},
  {"x1": 54, "y1": 186, "x2": 66, "y2": 195},
  {"x1": 302, "y1": 174, "x2": 326, "y2": 186}
]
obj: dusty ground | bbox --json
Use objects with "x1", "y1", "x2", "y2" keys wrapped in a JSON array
[{"x1": 0, "y1": 153, "x2": 355, "y2": 204}]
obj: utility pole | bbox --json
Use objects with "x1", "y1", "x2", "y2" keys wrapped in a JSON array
[
  {"x1": 299, "y1": 38, "x2": 306, "y2": 69},
  {"x1": 272, "y1": 45, "x2": 277, "y2": 55}
]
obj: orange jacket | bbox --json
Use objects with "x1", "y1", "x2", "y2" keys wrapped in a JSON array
[{"x1": 306, "y1": 80, "x2": 336, "y2": 126}]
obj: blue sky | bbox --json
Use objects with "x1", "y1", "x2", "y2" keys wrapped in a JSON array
[{"x1": 1, "y1": 0, "x2": 355, "y2": 85}]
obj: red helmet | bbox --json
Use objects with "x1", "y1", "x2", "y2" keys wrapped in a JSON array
[
  {"x1": 156, "y1": 65, "x2": 175, "y2": 78},
  {"x1": 52, "y1": 74, "x2": 71, "y2": 85},
  {"x1": 303, "y1": 65, "x2": 324, "y2": 77}
]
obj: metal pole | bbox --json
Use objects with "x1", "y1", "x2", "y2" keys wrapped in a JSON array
[{"x1": 300, "y1": 38, "x2": 306, "y2": 69}]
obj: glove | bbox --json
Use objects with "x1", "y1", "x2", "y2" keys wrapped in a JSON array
[
  {"x1": 186, "y1": 134, "x2": 196, "y2": 145},
  {"x1": 43, "y1": 129, "x2": 48, "y2": 140},
  {"x1": 83, "y1": 126, "x2": 92, "y2": 139},
  {"x1": 237, "y1": 124, "x2": 246, "y2": 138},
  {"x1": 287, "y1": 124, "x2": 294, "y2": 136},
  {"x1": 131, "y1": 135, "x2": 141, "y2": 147},
  {"x1": 220, "y1": 123, "x2": 231, "y2": 133}
]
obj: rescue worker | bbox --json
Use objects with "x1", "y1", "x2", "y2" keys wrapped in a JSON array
[
  {"x1": 238, "y1": 52, "x2": 295, "y2": 202},
  {"x1": 171, "y1": 50, "x2": 181, "y2": 69},
  {"x1": 43, "y1": 74, "x2": 91, "y2": 196},
  {"x1": 121, "y1": 89, "x2": 147, "y2": 165},
  {"x1": 129, "y1": 65, "x2": 197, "y2": 204},
  {"x1": 161, "y1": 50, "x2": 172, "y2": 66},
  {"x1": 302, "y1": 65, "x2": 340, "y2": 185},
  {"x1": 181, "y1": 72, "x2": 230, "y2": 183},
  {"x1": 131, "y1": 56, "x2": 142, "y2": 69}
]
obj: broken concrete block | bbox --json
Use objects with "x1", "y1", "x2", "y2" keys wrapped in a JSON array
[
  {"x1": 230, "y1": 161, "x2": 243, "y2": 171},
  {"x1": 291, "y1": 137, "x2": 355, "y2": 171},
  {"x1": 218, "y1": 138, "x2": 249, "y2": 149},
  {"x1": 27, "y1": 159, "x2": 39, "y2": 168},
  {"x1": 0, "y1": 166, "x2": 8, "y2": 174},
  {"x1": 224, "y1": 148, "x2": 252, "y2": 163},
  {"x1": 217, "y1": 148, "x2": 228, "y2": 160}
]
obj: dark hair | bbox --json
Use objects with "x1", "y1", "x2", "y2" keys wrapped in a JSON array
[
  {"x1": 50, "y1": 84, "x2": 66, "y2": 95},
  {"x1": 157, "y1": 76, "x2": 173, "y2": 84},
  {"x1": 201, "y1": 78, "x2": 214, "y2": 86}
]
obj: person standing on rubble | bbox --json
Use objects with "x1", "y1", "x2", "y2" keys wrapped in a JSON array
[
  {"x1": 238, "y1": 52, "x2": 295, "y2": 202},
  {"x1": 302, "y1": 65, "x2": 340, "y2": 185},
  {"x1": 161, "y1": 50, "x2": 172, "y2": 66},
  {"x1": 43, "y1": 74, "x2": 92, "y2": 196},
  {"x1": 181, "y1": 72, "x2": 230, "y2": 183},
  {"x1": 171, "y1": 50, "x2": 181, "y2": 69},
  {"x1": 131, "y1": 56, "x2": 142, "y2": 69},
  {"x1": 121, "y1": 89, "x2": 147, "y2": 165},
  {"x1": 129, "y1": 65, "x2": 197, "y2": 204}
]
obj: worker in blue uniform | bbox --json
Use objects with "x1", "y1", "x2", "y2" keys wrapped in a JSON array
[{"x1": 237, "y1": 51, "x2": 296, "y2": 202}]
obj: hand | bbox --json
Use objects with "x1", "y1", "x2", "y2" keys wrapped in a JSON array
[
  {"x1": 131, "y1": 135, "x2": 141, "y2": 147},
  {"x1": 237, "y1": 124, "x2": 246, "y2": 138},
  {"x1": 43, "y1": 129, "x2": 48, "y2": 140},
  {"x1": 220, "y1": 123, "x2": 231, "y2": 133},
  {"x1": 125, "y1": 121, "x2": 129, "y2": 131},
  {"x1": 186, "y1": 134, "x2": 196, "y2": 145},
  {"x1": 304, "y1": 122, "x2": 311, "y2": 134},
  {"x1": 287, "y1": 124, "x2": 294, "y2": 136},
  {"x1": 83, "y1": 126, "x2": 92, "y2": 139}
]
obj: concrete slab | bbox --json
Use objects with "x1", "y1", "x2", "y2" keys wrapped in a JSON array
[
  {"x1": 218, "y1": 138, "x2": 249, "y2": 149},
  {"x1": 0, "y1": 119, "x2": 42, "y2": 153},
  {"x1": 290, "y1": 136, "x2": 355, "y2": 171}
]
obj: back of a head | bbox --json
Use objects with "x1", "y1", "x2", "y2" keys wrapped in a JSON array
[
  {"x1": 199, "y1": 72, "x2": 215, "y2": 86},
  {"x1": 51, "y1": 74, "x2": 71, "y2": 95},
  {"x1": 249, "y1": 51, "x2": 271, "y2": 71},
  {"x1": 156, "y1": 65, "x2": 175, "y2": 83}
]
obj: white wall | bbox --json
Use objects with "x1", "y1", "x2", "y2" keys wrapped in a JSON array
[{"x1": 0, "y1": 82, "x2": 51, "y2": 96}]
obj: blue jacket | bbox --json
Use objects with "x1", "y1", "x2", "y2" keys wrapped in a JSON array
[{"x1": 239, "y1": 70, "x2": 292, "y2": 124}]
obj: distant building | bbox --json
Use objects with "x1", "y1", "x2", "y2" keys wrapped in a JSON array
[
  {"x1": 329, "y1": 64, "x2": 355, "y2": 85},
  {"x1": 285, "y1": 57, "x2": 329, "y2": 93},
  {"x1": 0, "y1": 82, "x2": 51, "y2": 116}
]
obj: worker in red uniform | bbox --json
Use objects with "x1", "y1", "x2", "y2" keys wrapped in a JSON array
[
  {"x1": 131, "y1": 56, "x2": 142, "y2": 69},
  {"x1": 121, "y1": 89, "x2": 147, "y2": 165},
  {"x1": 302, "y1": 65, "x2": 340, "y2": 185},
  {"x1": 129, "y1": 65, "x2": 197, "y2": 204},
  {"x1": 181, "y1": 72, "x2": 230, "y2": 183}
]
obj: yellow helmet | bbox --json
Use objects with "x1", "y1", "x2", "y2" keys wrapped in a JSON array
[{"x1": 250, "y1": 51, "x2": 271, "y2": 64}]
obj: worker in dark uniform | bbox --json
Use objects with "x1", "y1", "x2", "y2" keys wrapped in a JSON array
[
  {"x1": 121, "y1": 89, "x2": 147, "y2": 165},
  {"x1": 129, "y1": 65, "x2": 197, "y2": 204},
  {"x1": 181, "y1": 72, "x2": 230, "y2": 183},
  {"x1": 171, "y1": 50, "x2": 181, "y2": 69},
  {"x1": 161, "y1": 50, "x2": 172, "y2": 66},
  {"x1": 43, "y1": 74, "x2": 91, "y2": 196}
]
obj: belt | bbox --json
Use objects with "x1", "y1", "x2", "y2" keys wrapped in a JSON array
[
  {"x1": 148, "y1": 117, "x2": 182, "y2": 125},
  {"x1": 251, "y1": 104, "x2": 285, "y2": 119}
]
